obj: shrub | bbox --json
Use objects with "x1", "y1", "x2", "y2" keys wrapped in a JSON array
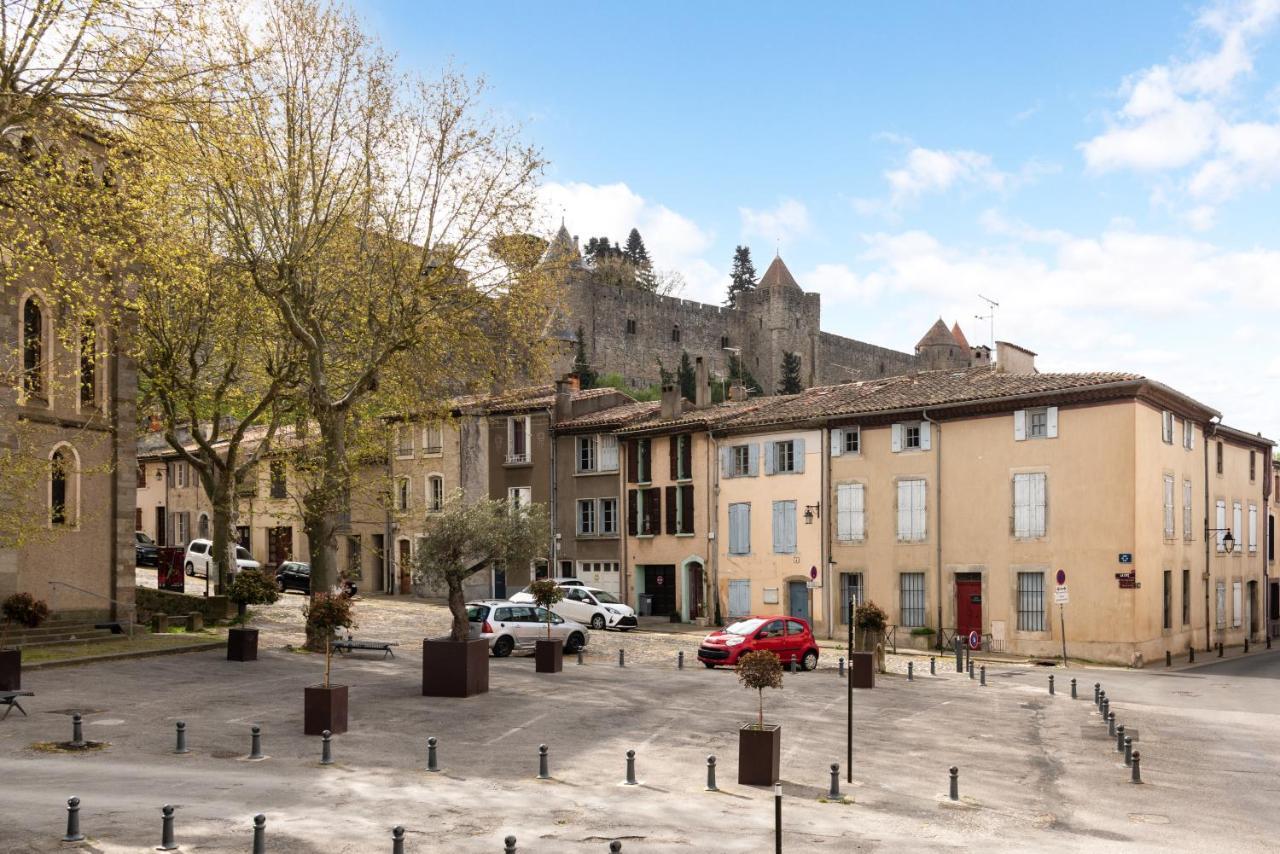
[
  {"x1": 854, "y1": 601, "x2": 887, "y2": 633},
  {"x1": 910, "y1": 626, "x2": 936, "y2": 637},
  {"x1": 227, "y1": 569, "x2": 280, "y2": 620},
  {"x1": 2, "y1": 592, "x2": 50, "y2": 647},
  {"x1": 304, "y1": 593, "x2": 355, "y2": 687},
  {"x1": 528, "y1": 578, "x2": 565, "y2": 639},
  {"x1": 736, "y1": 649, "x2": 784, "y2": 729}
]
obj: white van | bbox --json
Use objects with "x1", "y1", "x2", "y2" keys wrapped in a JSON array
[{"x1": 183, "y1": 539, "x2": 261, "y2": 578}]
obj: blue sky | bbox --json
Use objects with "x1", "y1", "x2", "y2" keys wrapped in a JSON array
[{"x1": 355, "y1": 0, "x2": 1280, "y2": 435}]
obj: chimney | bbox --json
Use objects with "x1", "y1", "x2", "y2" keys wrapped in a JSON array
[
  {"x1": 564, "y1": 373, "x2": 580, "y2": 391},
  {"x1": 694, "y1": 357, "x2": 709, "y2": 409},
  {"x1": 660, "y1": 383, "x2": 683, "y2": 420},
  {"x1": 995, "y1": 341, "x2": 1037, "y2": 375},
  {"x1": 729, "y1": 382, "x2": 747, "y2": 403},
  {"x1": 553, "y1": 379, "x2": 573, "y2": 424},
  {"x1": 148, "y1": 413, "x2": 163, "y2": 432}
]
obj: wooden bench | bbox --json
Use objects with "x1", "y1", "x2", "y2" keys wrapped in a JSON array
[
  {"x1": 333, "y1": 639, "x2": 397, "y2": 659},
  {"x1": 1, "y1": 690, "x2": 33, "y2": 720}
]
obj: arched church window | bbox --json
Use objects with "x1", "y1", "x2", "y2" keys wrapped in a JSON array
[
  {"x1": 22, "y1": 297, "x2": 44, "y2": 398},
  {"x1": 50, "y1": 448, "x2": 69, "y2": 525}
]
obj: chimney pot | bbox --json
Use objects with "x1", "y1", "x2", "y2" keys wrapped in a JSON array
[{"x1": 660, "y1": 383, "x2": 683, "y2": 420}]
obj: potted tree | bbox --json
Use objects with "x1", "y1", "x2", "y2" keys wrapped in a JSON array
[
  {"x1": 1, "y1": 593, "x2": 50, "y2": 690},
  {"x1": 528, "y1": 578, "x2": 566, "y2": 673},
  {"x1": 855, "y1": 600, "x2": 887, "y2": 680},
  {"x1": 737, "y1": 649, "x2": 784, "y2": 785},
  {"x1": 416, "y1": 494, "x2": 548, "y2": 697},
  {"x1": 302, "y1": 592, "x2": 354, "y2": 735},
  {"x1": 226, "y1": 568, "x2": 281, "y2": 662}
]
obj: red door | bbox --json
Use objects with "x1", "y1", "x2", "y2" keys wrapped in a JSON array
[{"x1": 956, "y1": 577, "x2": 983, "y2": 649}]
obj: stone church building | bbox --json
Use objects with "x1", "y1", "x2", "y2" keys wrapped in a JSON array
[{"x1": 544, "y1": 225, "x2": 988, "y2": 393}]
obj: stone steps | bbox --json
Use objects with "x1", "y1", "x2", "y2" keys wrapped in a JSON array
[{"x1": 3, "y1": 623, "x2": 124, "y2": 647}]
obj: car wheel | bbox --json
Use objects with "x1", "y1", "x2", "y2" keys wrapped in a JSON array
[
  {"x1": 802, "y1": 650, "x2": 819, "y2": 672},
  {"x1": 565, "y1": 632, "x2": 585, "y2": 653},
  {"x1": 703, "y1": 661, "x2": 715, "y2": 669},
  {"x1": 185, "y1": 563, "x2": 194, "y2": 577},
  {"x1": 492, "y1": 635, "x2": 514, "y2": 658},
  {"x1": 590, "y1": 614, "x2": 606, "y2": 630}
]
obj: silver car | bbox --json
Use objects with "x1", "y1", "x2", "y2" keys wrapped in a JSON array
[{"x1": 466, "y1": 600, "x2": 588, "y2": 658}]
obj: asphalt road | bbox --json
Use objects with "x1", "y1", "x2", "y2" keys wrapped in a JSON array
[{"x1": 1183, "y1": 646, "x2": 1280, "y2": 678}]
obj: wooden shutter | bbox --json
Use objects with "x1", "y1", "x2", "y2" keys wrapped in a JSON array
[
  {"x1": 627, "y1": 489, "x2": 638, "y2": 536},
  {"x1": 669, "y1": 436, "x2": 678, "y2": 480},
  {"x1": 913, "y1": 481, "x2": 926, "y2": 539},
  {"x1": 747, "y1": 444, "x2": 760, "y2": 476},
  {"x1": 897, "y1": 481, "x2": 911, "y2": 540},
  {"x1": 1032, "y1": 473, "x2": 1046, "y2": 536},
  {"x1": 1013, "y1": 410, "x2": 1026, "y2": 441},
  {"x1": 783, "y1": 502, "x2": 796, "y2": 552},
  {"x1": 665, "y1": 486, "x2": 677, "y2": 535},
  {"x1": 891, "y1": 423, "x2": 903, "y2": 452},
  {"x1": 794, "y1": 437, "x2": 806, "y2": 473},
  {"x1": 919, "y1": 423, "x2": 931, "y2": 450},
  {"x1": 728, "y1": 504, "x2": 747, "y2": 554},
  {"x1": 681, "y1": 485, "x2": 694, "y2": 534},
  {"x1": 720, "y1": 445, "x2": 733, "y2": 478},
  {"x1": 681, "y1": 435, "x2": 692, "y2": 480},
  {"x1": 1013, "y1": 474, "x2": 1030, "y2": 537},
  {"x1": 626, "y1": 440, "x2": 638, "y2": 483},
  {"x1": 830, "y1": 429, "x2": 843, "y2": 457},
  {"x1": 646, "y1": 488, "x2": 661, "y2": 535},
  {"x1": 837, "y1": 484, "x2": 853, "y2": 541},
  {"x1": 1046, "y1": 407, "x2": 1059, "y2": 438},
  {"x1": 772, "y1": 502, "x2": 785, "y2": 553},
  {"x1": 763, "y1": 441, "x2": 775, "y2": 475}
]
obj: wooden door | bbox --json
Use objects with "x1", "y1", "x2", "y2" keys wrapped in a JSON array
[
  {"x1": 788, "y1": 580, "x2": 810, "y2": 624},
  {"x1": 956, "y1": 576, "x2": 983, "y2": 649},
  {"x1": 646, "y1": 565, "x2": 676, "y2": 616},
  {"x1": 397, "y1": 540, "x2": 411, "y2": 594}
]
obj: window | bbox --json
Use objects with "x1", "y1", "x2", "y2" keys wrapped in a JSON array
[
  {"x1": 1234, "y1": 501, "x2": 1243, "y2": 555},
  {"x1": 1182, "y1": 569, "x2": 1191, "y2": 626},
  {"x1": 772, "y1": 500, "x2": 797, "y2": 554},
  {"x1": 395, "y1": 425, "x2": 413, "y2": 457},
  {"x1": 772, "y1": 440, "x2": 796, "y2": 473},
  {"x1": 897, "y1": 479, "x2": 927, "y2": 542},
  {"x1": 1232, "y1": 581, "x2": 1242, "y2": 627},
  {"x1": 1216, "y1": 499, "x2": 1227, "y2": 551},
  {"x1": 843, "y1": 427, "x2": 860, "y2": 454},
  {"x1": 904, "y1": 424, "x2": 921, "y2": 450},
  {"x1": 1013, "y1": 472, "x2": 1047, "y2": 538},
  {"x1": 577, "y1": 436, "x2": 596, "y2": 473},
  {"x1": 1017, "y1": 572, "x2": 1045, "y2": 631},
  {"x1": 427, "y1": 475, "x2": 444, "y2": 512},
  {"x1": 137, "y1": 464, "x2": 147, "y2": 488},
  {"x1": 1162, "y1": 475, "x2": 1175, "y2": 539},
  {"x1": 628, "y1": 487, "x2": 659, "y2": 535},
  {"x1": 892, "y1": 421, "x2": 930, "y2": 452},
  {"x1": 600, "y1": 498, "x2": 618, "y2": 535},
  {"x1": 1249, "y1": 503, "x2": 1258, "y2": 553},
  {"x1": 727, "y1": 444, "x2": 756, "y2": 478},
  {"x1": 1161, "y1": 410, "x2": 1174, "y2": 443},
  {"x1": 836, "y1": 483, "x2": 866, "y2": 542},
  {"x1": 1161, "y1": 570, "x2": 1172, "y2": 630},
  {"x1": 1027, "y1": 408, "x2": 1048, "y2": 439},
  {"x1": 672, "y1": 434, "x2": 692, "y2": 480},
  {"x1": 720, "y1": 335, "x2": 730, "y2": 349},
  {"x1": 1250, "y1": 450, "x2": 1256, "y2": 482},
  {"x1": 508, "y1": 486, "x2": 531, "y2": 511},
  {"x1": 671, "y1": 324, "x2": 680, "y2": 343},
  {"x1": 422, "y1": 423, "x2": 443, "y2": 455},
  {"x1": 900, "y1": 572, "x2": 926, "y2": 627},
  {"x1": 1014, "y1": 407, "x2": 1059, "y2": 441},
  {"x1": 1216, "y1": 441, "x2": 1223, "y2": 475},
  {"x1": 1183, "y1": 480, "x2": 1193, "y2": 542},
  {"x1": 395, "y1": 477, "x2": 409, "y2": 511},
  {"x1": 270, "y1": 461, "x2": 287, "y2": 499},
  {"x1": 237, "y1": 526, "x2": 251, "y2": 549},
  {"x1": 22, "y1": 296, "x2": 44, "y2": 399},
  {"x1": 625, "y1": 318, "x2": 636, "y2": 334},
  {"x1": 728, "y1": 502, "x2": 751, "y2": 555},
  {"x1": 79, "y1": 322, "x2": 97, "y2": 409},
  {"x1": 577, "y1": 498, "x2": 597, "y2": 535},
  {"x1": 50, "y1": 447, "x2": 70, "y2": 525},
  {"x1": 1216, "y1": 580, "x2": 1226, "y2": 627},
  {"x1": 632, "y1": 437, "x2": 652, "y2": 482},
  {"x1": 1183, "y1": 419, "x2": 1194, "y2": 450},
  {"x1": 506, "y1": 416, "x2": 530, "y2": 464},
  {"x1": 174, "y1": 511, "x2": 190, "y2": 545},
  {"x1": 839, "y1": 573, "x2": 864, "y2": 623},
  {"x1": 598, "y1": 435, "x2": 618, "y2": 472},
  {"x1": 198, "y1": 514, "x2": 210, "y2": 539}
]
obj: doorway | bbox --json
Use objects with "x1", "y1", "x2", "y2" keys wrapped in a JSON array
[
  {"x1": 267, "y1": 526, "x2": 292, "y2": 568},
  {"x1": 685, "y1": 561, "x2": 705, "y2": 621},
  {"x1": 788, "y1": 580, "x2": 811, "y2": 624},
  {"x1": 955, "y1": 573, "x2": 983, "y2": 649},
  {"x1": 645, "y1": 565, "x2": 676, "y2": 616},
  {"x1": 397, "y1": 539, "x2": 411, "y2": 594},
  {"x1": 493, "y1": 564, "x2": 507, "y2": 600},
  {"x1": 1248, "y1": 580, "x2": 1259, "y2": 638},
  {"x1": 155, "y1": 506, "x2": 166, "y2": 546}
]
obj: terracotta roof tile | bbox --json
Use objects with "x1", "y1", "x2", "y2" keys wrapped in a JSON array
[
  {"x1": 758, "y1": 256, "x2": 800, "y2": 290},
  {"x1": 554, "y1": 400, "x2": 662, "y2": 431}
]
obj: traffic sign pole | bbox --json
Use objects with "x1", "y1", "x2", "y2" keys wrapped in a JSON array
[{"x1": 1056, "y1": 570, "x2": 1068, "y2": 665}]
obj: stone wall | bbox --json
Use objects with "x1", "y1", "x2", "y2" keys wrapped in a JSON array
[
  {"x1": 817, "y1": 332, "x2": 922, "y2": 386},
  {"x1": 135, "y1": 587, "x2": 232, "y2": 623}
]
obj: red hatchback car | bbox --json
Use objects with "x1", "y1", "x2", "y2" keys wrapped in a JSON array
[{"x1": 697, "y1": 616, "x2": 820, "y2": 671}]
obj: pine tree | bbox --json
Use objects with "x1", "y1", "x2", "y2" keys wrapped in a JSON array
[
  {"x1": 624, "y1": 228, "x2": 655, "y2": 291},
  {"x1": 778, "y1": 352, "x2": 803, "y2": 394},
  {"x1": 677, "y1": 351, "x2": 696, "y2": 401},
  {"x1": 573, "y1": 325, "x2": 596, "y2": 389},
  {"x1": 727, "y1": 354, "x2": 761, "y2": 397},
  {"x1": 726, "y1": 245, "x2": 758, "y2": 306}
]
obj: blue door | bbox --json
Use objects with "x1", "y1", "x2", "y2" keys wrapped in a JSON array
[{"x1": 788, "y1": 581, "x2": 810, "y2": 624}]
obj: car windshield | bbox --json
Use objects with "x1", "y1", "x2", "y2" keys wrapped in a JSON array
[
  {"x1": 235, "y1": 547, "x2": 252, "y2": 560},
  {"x1": 726, "y1": 618, "x2": 766, "y2": 636},
  {"x1": 136, "y1": 532, "x2": 154, "y2": 545},
  {"x1": 591, "y1": 590, "x2": 620, "y2": 604},
  {"x1": 466, "y1": 604, "x2": 489, "y2": 622}
]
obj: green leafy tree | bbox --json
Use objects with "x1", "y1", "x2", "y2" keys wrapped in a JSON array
[
  {"x1": 736, "y1": 648, "x2": 783, "y2": 729},
  {"x1": 227, "y1": 568, "x2": 282, "y2": 621},
  {"x1": 303, "y1": 592, "x2": 354, "y2": 688},
  {"x1": 573, "y1": 325, "x2": 597, "y2": 389},
  {"x1": 623, "y1": 228, "x2": 654, "y2": 289},
  {"x1": 778, "y1": 351, "x2": 803, "y2": 394},
  {"x1": 677, "y1": 351, "x2": 696, "y2": 401},
  {"x1": 656, "y1": 359, "x2": 674, "y2": 388},
  {"x1": 528, "y1": 578, "x2": 565, "y2": 639},
  {"x1": 726, "y1": 245, "x2": 757, "y2": 306}
]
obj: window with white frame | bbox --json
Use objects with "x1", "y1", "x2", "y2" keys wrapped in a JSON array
[
  {"x1": 904, "y1": 423, "x2": 921, "y2": 450},
  {"x1": 772, "y1": 439, "x2": 796, "y2": 473},
  {"x1": 422, "y1": 423, "x2": 443, "y2": 455},
  {"x1": 1017, "y1": 572, "x2": 1046, "y2": 631},
  {"x1": 1183, "y1": 480, "x2": 1193, "y2": 541},
  {"x1": 577, "y1": 498, "x2": 597, "y2": 535},
  {"x1": 1183, "y1": 419, "x2": 1194, "y2": 450},
  {"x1": 900, "y1": 572, "x2": 926, "y2": 627},
  {"x1": 1027, "y1": 408, "x2": 1049, "y2": 439},
  {"x1": 396, "y1": 425, "x2": 413, "y2": 457},
  {"x1": 508, "y1": 486, "x2": 531, "y2": 510},
  {"x1": 576, "y1": 436, "x2": 596, "y2": 473},
  {"x1": 1014, "y1": 407, "x2": 1058, "y2": 440},
  {"x1": 836, "y1": 483, "x2": 865, "y2": 542},
  {"x1": 892, "y1": 421, "x2": 931, "y2": 452},
  {"x1": 897, "y1": 479, "x2": 927, "y2": 542},
  {"x1": 600, "y1": 497, "x2": 618, "y2": 535},
  {"x1": 728, "y1": 502, "x2": 751, "y2": 555},
  {"x1": 832, "y1": 426, "x2": 860, "y2": 455},
  {"x1": 506, "y1": 416, "x2": 531, "y2": 464},
  {"x1": 395, "y1": 477, "x2": 410, "y2": 511},
  {"x1": 839, "y1": 572, "x2": 864, "y2": 623},
  {"x1": 1249, "y1": 503, "x2": 1258, "y2": 553},
  {"x1": 427, "y1": 475, "x2": 443, "y2": 512},
  {"x1": 1234, "y1": 501, "x2": 1243, "y2": 554},
  {"x1": 1161, "y1": 410, "x2": 1174, "y2": 443},
  {"x1": 1216, "y1": 499, "x2": 1227, "y2": 551},
  {"x1": 731, "y1": 444, "x2": 752, "y2": 477},
  {"x1": 1162, "y1": 475, "x2": 1175, "y2": 539},
  {"x1": 1013, "y1": 472, "x2": 1047, "y2": 538}
]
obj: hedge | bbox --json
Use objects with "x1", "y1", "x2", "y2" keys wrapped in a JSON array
[{"x1": 135, "y1": 588, "x2": 233, "y2": 624}]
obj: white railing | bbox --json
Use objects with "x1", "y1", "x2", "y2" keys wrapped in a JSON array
[{"x1": 48, "y1": 580, "x2": 136, "y2": 639}]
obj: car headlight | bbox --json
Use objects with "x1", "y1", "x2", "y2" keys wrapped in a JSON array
[
  {"x1": 604, "y1": 606, "x2": 619, "y2": 615},
  {"x1": 724, "y1": 637, "x2": 745, "y2": 646}
]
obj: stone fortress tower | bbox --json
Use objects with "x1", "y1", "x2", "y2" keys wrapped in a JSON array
[{"x1": 543, "y1": 224, "x2": 986, "y2": 394}]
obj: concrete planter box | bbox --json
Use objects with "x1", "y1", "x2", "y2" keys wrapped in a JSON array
[
  {"x1": 422, "y1": 638, "x2": 489, "y2": 698},
  {"x1": 849, "y1": 651, "x2": 875, "y2": 689},
  {"x1": 738, "y1": 723, "x2": 781, "y2": 786},
  {"x1": 0, "y1": 648, "x2": 20, "y2": 691},
  {"x1": 227, "y1": 627, "x2": 258, "y2": 661},
  {"x1": 304, "y1": 684, "x2": 348, "y2": 735},
  {"x1": 535, "y1": 638, "x2": 563, "y2": 673}
]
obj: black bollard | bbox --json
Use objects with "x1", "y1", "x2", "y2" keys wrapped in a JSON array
[
  {"x1": 968, "y1": 660, "x2": 974, "y2": 680},
  {"x1": 908, "y1": 661, "x2": 914, "y2": 682},
  {"x1": 577, "y1": 648, "x2": 584, "y2": 666},
  {"x1": 537, "y1": 744, "x2": 550, "y2": 780},
  {"x1": 949, "y1": 766, "x2": 959, "y2": 801},
  {"x1": 1124, "y1": 736, "x2": 1133, "y2": 767},
  {"x1": 828, "y1": 763, "x2": 841, "y2": 800},
  {"x1": 1116, "y1": 724, "x2": 1125, "y2": 753},
  {"x1": 321, "y1": 730, "x2": 333, "y2": 765},
  {"x1": 774, "y1": 782, "x2": 782, "y2": 854},
  {"x1": 504, "y1": 835, "x2": 517, "y2": 854},
  {"x1": 979, "y1": 665, "x2": 986, "y2": 686},
  {"x1": 1166, "y1": 650, "x2": 1172, "y2": 667},
  {"x1": 619, "y1": 649, "x2": 625, "y2": 668},
  {"x1": 706, "y1": 755, "x2": 718, "y2": 791},
  {"x1": 158, "y1": 804, "x2": 177, "y2": 851},
  {"x1": 1268, "y1": 636, "x2": 1272, "y2": 650},
  {"x1": 610, "y1": 842, "x2": 623, "y2": 853},
  {"x1": 838, "y1": 657, "x2": 845, "y2": 678},
  {"x1": 954, "y1": 636, "x2": 963, "y2": 672},
  {"x1": 1108, "y1": 712, "x2": 1116, "y2": 737},
  {"x1": 174, "y1": 721, "x2": 189, "y2": 755},
  {"x1": 790, "y1": 654, "x2": 798, "y2": 674},
  {"x1": 930, "y1": 656, "x2": 936, "y2": 676},
  {"x1": 1189, "y1": 646, "x2": 1195, "y2": 663},
  {"x1": 253, "y1": 814, "x2": 266, "y2": 854},
  {"x1": 1049, "y1": 674, "x2": 1055, "y2": 695},
  {"x1": 678, "y1": 651, "x2": 684, "y2": 670},
  {"x1": 1093, "y1": 683, "x2": 1100, "y2": 705},
  {"x1": 71, "y1": 712, "x2": 85, "y2": 748},
  {"x1": 624, "y1": 749, "x2": 637, "y2": 786},
  {"x1": 1218, "y1": 642, "x2": 1223, "y2": 658},
  {"x1": 1244, "y1": 638, "x2": 1249, "y2": 654},
  {"x1": 1131, "y1": 751, "x2": 1142, "y2": 783},
  {"x1": 62, "y1": 796, "x2": 85, "y2": 843},
  {"x1": 1071, "y1": 678, "x2": 1077, "y2": 699},
  {"x1": 248, "y1": 725, "x2": 264, "y2": 760},
  {"x1": 427, "y1": 736, "x2": 440, "y2": 773},
  {"x1": 391, "y1": 825, "x2": 405, "y2": 854}
]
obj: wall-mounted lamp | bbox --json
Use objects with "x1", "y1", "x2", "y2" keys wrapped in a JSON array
[
  {"x1": 804, "y1": 503, "x2": 820, "y2": 525},
  {"x1": 1205, "y1": 527, "x2": 1236, "y2": 554}
]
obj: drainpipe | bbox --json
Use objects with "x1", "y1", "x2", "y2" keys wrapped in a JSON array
[
  {"x1": 620, "y1": 441, "x2": 630, "y2": 607},
  {"x1": 709, "y1": 431, "x2": 721, "y2": 626},
  {"x1": 547, "y1": 407, "x2": 557, "y2": 577},
  {"x1": 1204, "y1": 418, "x2": 1219, "y2": 652},
  {"x1": 821, "y1": 425, "x2": 833, "y2": 639},
  {"x1": 923, "y1": 409, "x2": 943, "y2": 637},
  {"x1": 384, "y1": 428, "x2": 394, "y2": 595}
]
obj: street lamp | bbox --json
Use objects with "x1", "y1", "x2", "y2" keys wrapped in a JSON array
[
  {"x1": 803, "y1": 504, "x2": 820, "y2": 525},
  {"x1": 1206, "y1": 527, "x2": 1236, "y2": 554}
]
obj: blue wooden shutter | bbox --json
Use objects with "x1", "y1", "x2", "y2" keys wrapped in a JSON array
[
  {"x1": 794, "y1": 437, "x2": 806, "y2": 473},
  {"x1": 747, "y1": 444, "x2": 760, "y2": 476}
]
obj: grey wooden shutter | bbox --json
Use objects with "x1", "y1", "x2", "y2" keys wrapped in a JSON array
[
  {"x1": 772, "y1": 502, "x2": 784, "y2": 552},
  {"x1": 830, "y1": 429, "x2": 843, "y2": 457},
  {"x1": 763, "y1": 441, "x2": 775, "y2": 475},
  {"x1": 720, "y1": 446, "x2": 733, "y2": 478},
  {"x1": 747, "y1": 444, "x2": 760, "y2": 476},
  {"x1": 794, "y1": 437, "x2": 806, "y2": 473}
]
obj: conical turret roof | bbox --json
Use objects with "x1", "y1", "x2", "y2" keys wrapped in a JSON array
[
  {"x1": 951, "y1": 322, "x2": 970, "y2": 349},
  {"x1": 759, "y1": 255, "x2": 801, "y2": 291},
  {"x1": 916, "y1": 318, "x2": 957, "y2": 351},
  {"x1": 540, "y1": 223, "x2": 581, "y2": 265}
]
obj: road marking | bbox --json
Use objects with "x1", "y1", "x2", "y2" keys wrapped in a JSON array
[{"x1": 484, "y1": 712, "x2": 549, "y2": 745}]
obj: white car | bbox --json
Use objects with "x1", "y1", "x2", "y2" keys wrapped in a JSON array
[
  {"x1": 183, "y1": 538, "x2": 261, "y2": 578},
  {"x1": 512, "y1": 584, "x2": 637, "y2": 631}
]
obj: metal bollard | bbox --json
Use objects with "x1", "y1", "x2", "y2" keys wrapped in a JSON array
[
  {"x1": 1124, "y1": 736, "x2": 1133, "y2": 767},
  {"x1": 253, "y1": 814, "x2": 266, "y2": 854},
  {"x1": 838, "y1": 657, "x2": 845, "y2": 678},
  {"x1": 949, "y1": 766, "x2": 959, "y2": 801},
  {"x1": 1189, "y1": 646, "x2": 1195, "y2": 663},
  {"x1": 158, "y1": 804, "x2": 177, "y2": 851},
  {"x1": 908, "y1": 661, "x2": 914, "y2": 682},
  {"x1": 1093, "y1": 683, "x2": 1100, "y2": 705},
  {"x1": 71, "y1": 712, "x2": 85, "y2": 748},
  {"x1": 706, "y1": 755, "x2": 718, "y2": 791},
  {"x1": 321, "y1": 730, "x2": 334, "y2": 765},
  {"x1": 930, "y1": 656, "x2": 936, "y2": 676},
  {"x1": 678, "y1": 651, "x2": 684, "y2": 670},
  {"x1": 174, "y1": 721, "x2": 189, "y2": 755},
  {"x1": 577, "y1": 648, "x2": 584, "y2": 666},
  {"x1": 619, "y1": 649, "x2": 625, "y2": 668},
  {"x1": 427, "y1": 736, "x2": 440, "y2": 773},
  {"x1": 1166, "y1": 650, "x2": 1172, "y2": 667},
  {"x1": 968, "y1": 660, "x2": 974, "y2": 680},
  {"x1": 1108, "y1": 712, "x2": 1116, "y2": 738},
  {"x1": 1244, "y1": 638, "x2": 1249, "y2": 654},
  {"x1": 1131, "y1": 751, "x2": 1142, "y2": 783},
  {"x1": 249, "y1": 725, "x2": 264, "y2": 760},
  {"x1": 954, "y1": 636, "x2": 963, "y2": 672},
  {"x1": 1268, "y1": 636, "x2": 1272, "y2": 650},
  {"x1": 790, "y1": 654, "x2": 797, "y2": 674},
  {"x1": 1049, "y1": 674, "x2": 1054, "y2": 695},
  {"x1": 1218, "y1": 642, "x2": 1223, "y2": 658},
  {"x1": 62, "y1": 796, "x2": 85, "y2": 843},
  {"x1": 1071, "y1": 678, "x2": 1077, "y2": 699},
  {"x1": 537, "y1": 744, "x2": 550, "y2": 780},
  {"x1": 624, "y1": 749, "x2": 637, "y2": 786},
  {"x1": 1100, "y1": 694, "x2": 1109, "y2": 719},
  {"x1": 965, "y1": 647, "x2": 972, "y2": 672},
  {"x1": 610, "y1": 842, "x2": 623, "y2": 853},
  {"x1": 391, "y1": 825, "x2": 405, "y2": 854},
  {"x1": 774, "y1": 782, "x2": 782, "y2": 854},
  {"x1": 1116, "y1": 724, "x2": 1125, "y2": 753},
  {"x1": 504, "y1": 835, "x2": 517, "y2": 854},
  {"x1": 828, "y1": 763, "x2": 841, "y2": 800},
  {"x1": 979, "y1": 665, "x2": 986, "y2": 686}
]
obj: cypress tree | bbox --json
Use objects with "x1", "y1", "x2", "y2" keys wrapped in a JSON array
[
  {"x1": 677, "y1": 351, "x2": 696, "y2": 400},
  {"x1": 726, "y1": 245, "x2": 758, "y2": 306},
  {"x1": 573, "y1": 325, "x2": 596, "y2": 389},
  {"x1": 778, "y1": 351, "x2": 803, "y2": 394}
]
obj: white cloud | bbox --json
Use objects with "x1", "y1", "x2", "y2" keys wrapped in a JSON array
[
  {"x1": 855, "y1": 146, "x2": 1054, "y2": 215},
  {"x1": 738, "y1": 198, "x2": 811, "y2": 244},
  {"x1": 537, "y1": 181, "x2": 721, "y2": 302}
]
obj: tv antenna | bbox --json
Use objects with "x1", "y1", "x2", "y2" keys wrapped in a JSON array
[{"x1": 975, "y1": 294, "x2": 999, "y2": 349}]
